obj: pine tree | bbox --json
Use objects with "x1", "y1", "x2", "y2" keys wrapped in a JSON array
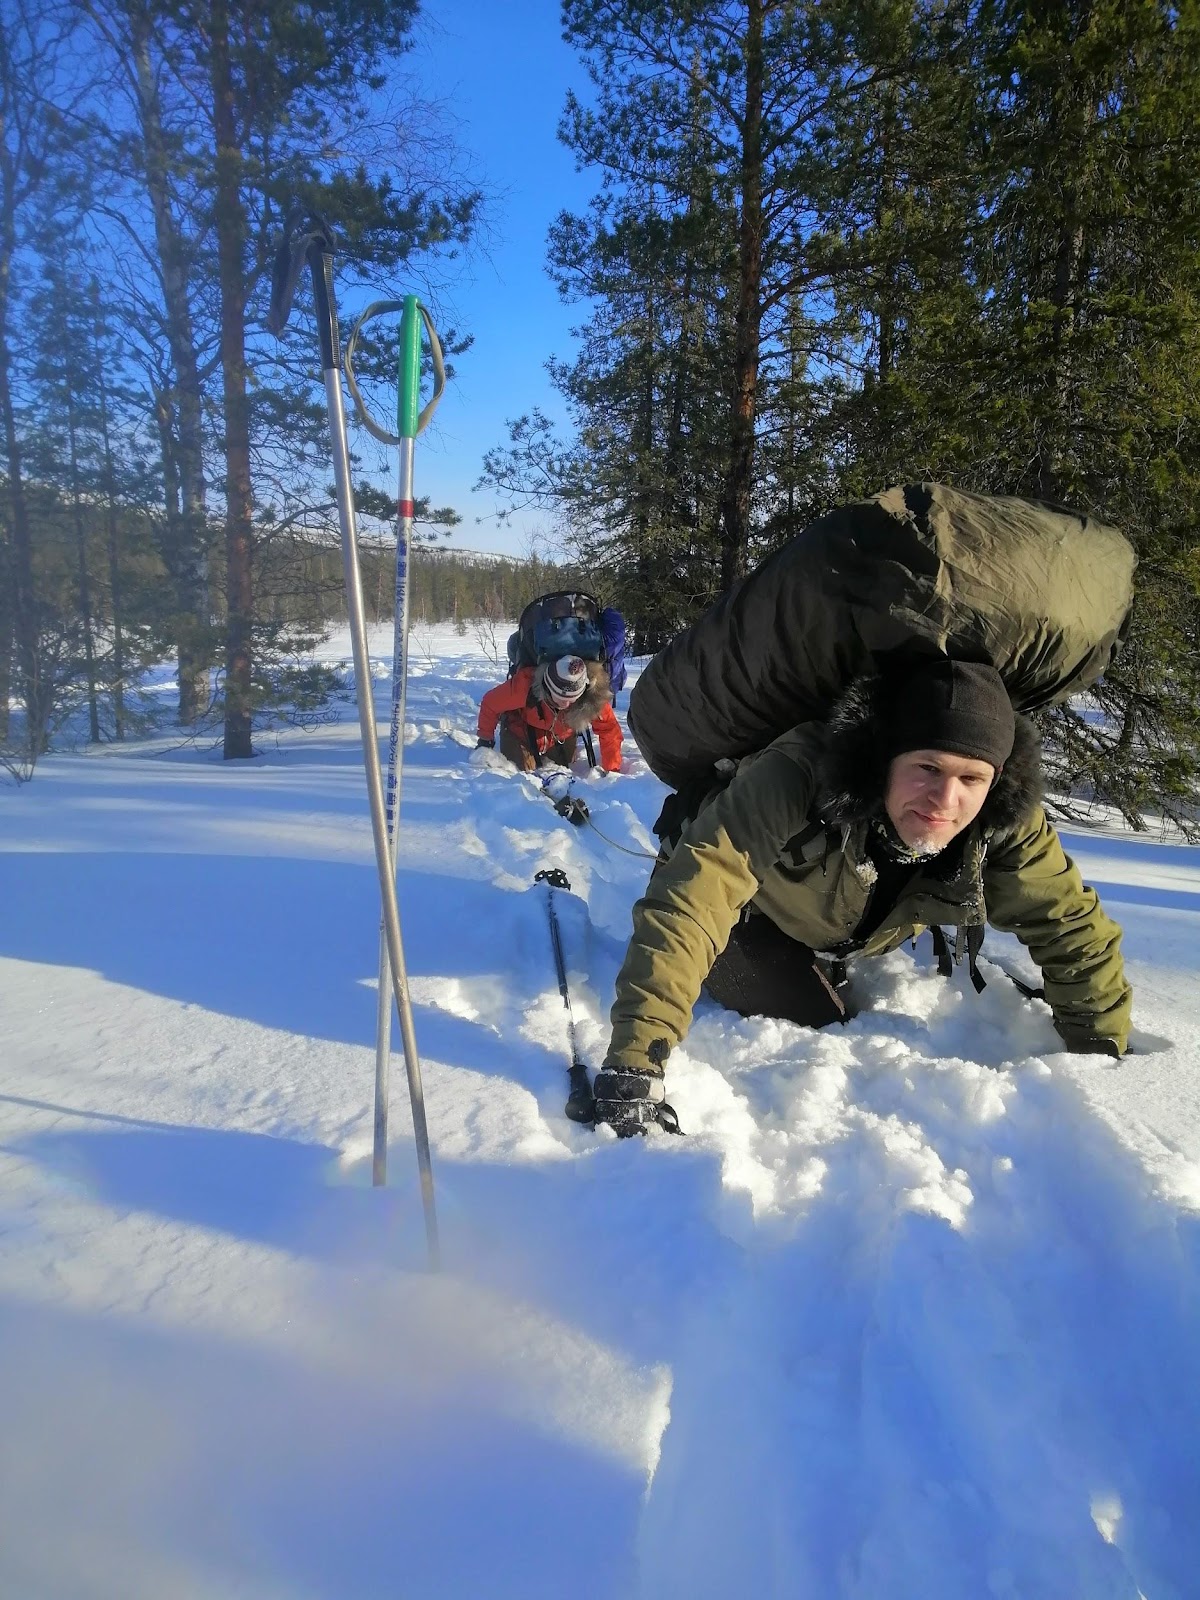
[
  {"x1": 548, "y1": 158, "x2": 738, "y2": 645},
  {"x1": 69, "y1": 0, "x2": 218, "y2": 727},
  {"x1": 980, "y1": 0, "x2": 1200, "y2": 826},
  {"x1": 28, "y1": 262, "x2": 105, "y2": 743},
  {"x1": 70, "y1": 0, "x2": 482, "y2": 759},
  {"x1": 0, "y1": 1, "x2": 71, "y2": 770},
  {"x1": 500, "y1": 0, "x2": 922, "y2": 624},
  {"x1": 88, "y1": 279, "x2": 133, "y2": 738},
  {"x1": 814, "y1": 0, "x2": 1200, "y2": 826},
  {"x1": 559, "y1": 0, "x2": 868, "y2": 587},
  {"x1": 796, "y1": 0, "x2": 994, "y2": 506},
  {"x1": 20, "y1": 238, "x2": 174, "y2": 751}
]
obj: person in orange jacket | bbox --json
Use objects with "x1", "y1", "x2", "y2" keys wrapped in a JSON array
[{"x1": 476, "y1": 655, "x2": 623, "y2": 772}]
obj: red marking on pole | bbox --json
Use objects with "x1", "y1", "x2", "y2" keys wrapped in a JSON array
[{"x1": 398, "y1": 499, "x2": 415, "y2": 518}]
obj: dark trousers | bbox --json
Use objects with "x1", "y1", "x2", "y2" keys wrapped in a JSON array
[
  {"x1": 499, "y1": 724, "x2": 577, "y2": 772},
  {"x1": 704, "y1": 910, "x2": 849, "y2": 1028}
]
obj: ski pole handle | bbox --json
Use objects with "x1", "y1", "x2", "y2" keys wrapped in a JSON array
[
  {"x1": 343, "y1": 298, "x2": 445, "y2": 443},
  {"x1": 265, "y1": 213, "x2": 335, "y2": 352}
]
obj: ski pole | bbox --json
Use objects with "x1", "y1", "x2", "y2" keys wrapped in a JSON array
[
  {"x1": 267, "y1": 221, "x2": 440, "y2": 1267},
  {"x1": 374, "y1": 304, "x2": 418, "y2": 1194},
  {"x1": 344, "y1": 296, "x2": 445, "y2": 1190},
  {"x1": 533, "y1": 869, "x2": 595, "y2": 1123}
]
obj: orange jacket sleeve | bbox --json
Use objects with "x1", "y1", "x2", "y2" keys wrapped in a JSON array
[
  {"x1": 593, "y1": 701, "x2": 623, "y2": 771},
  {"x1": 477, "y1": 675, "x2": 528, "y2": 743}
]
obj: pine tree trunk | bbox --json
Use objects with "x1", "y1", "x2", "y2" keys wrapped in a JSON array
[
  {"x1": 1, "y1": 7, "x2": 35, "y2": 755},
  {"x1": 93, "y1": 300, "x2": 125, "y2": 739},
  {"x1": 876, "y1": 82, "x2": 898, "y2": 386},
  {"x1": 664, "y1": 250, "x2": 693, "y2": 542},
  {"x1": 1036, "y1": 212, "x2": 1086, "y2": 501},
  {"x1": 210, "y1": 0, "x2": 254, "y2": 760},
  {"x1": 1035, "y1": 55, "x2": 1094, "y2": 502},
  {"x1": 130, "y1": 3, "x2": 210, "y2": 725},
  {"x1": 0, "y1": 240, "x2": 43, "y2": 758},
  {"x1": 65, "y1": 381, "x2": 102, "y2": 743},
  {"x1": 785, "y1": 294, "x2": 803, "y2": 530},
  {"x1": 0, "y1": 535, "x2": 10, "y2": 741},
  {"x1": 720, "y1": 0, "x2": 764, "y2": 593},
  {"x1": 633, "y1": 284, "x2": 656, "y2": 620}
]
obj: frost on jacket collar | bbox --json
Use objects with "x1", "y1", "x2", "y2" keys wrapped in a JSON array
[
  {"x1": 532, "y1": 658, "x2": 613, "y2": 734},
  {"x1": 815, "y1": 674, "x2": 1044, "y2": 837}
]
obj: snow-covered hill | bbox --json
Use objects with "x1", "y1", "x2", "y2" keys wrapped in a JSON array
[{"x1": 2, "y1": 625, "x2": 1198, "y2": 1598}]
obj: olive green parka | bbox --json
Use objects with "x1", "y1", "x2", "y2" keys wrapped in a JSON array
[{"x1": 607, "y1": 680, "x2": 1132, "y2": 1072}]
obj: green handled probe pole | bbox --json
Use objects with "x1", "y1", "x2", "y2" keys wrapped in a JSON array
[
  {"x1": 373, "y1": 297, "x2": 421, "y2": 1188},
  {"x1": 268, "y1": 225, "x2": 440, "y2": 1266},
  {"x1": 342, "y1": 292, "x2": 445, "y2": 1195}
]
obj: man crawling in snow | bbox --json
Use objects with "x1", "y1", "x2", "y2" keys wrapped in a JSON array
[{"x1": 594, "y1": 657, "x2": 1132, "y2": 1137}]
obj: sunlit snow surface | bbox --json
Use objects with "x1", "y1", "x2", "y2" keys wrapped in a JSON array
[{"x1": 2, "y1": 624, "x2": 1198, "y2": 1599}]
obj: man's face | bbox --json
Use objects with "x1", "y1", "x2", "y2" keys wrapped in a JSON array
[{"x1": 883, "y1": 748, "x2": 996, "y2": 854}]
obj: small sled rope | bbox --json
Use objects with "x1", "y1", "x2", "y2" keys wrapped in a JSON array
[
  {"x1": 583, "y1": 811, "x2": 659, "y2": 861},
  {"x1": 528, "y1": 766, "x2": 659, "y2": 860}
]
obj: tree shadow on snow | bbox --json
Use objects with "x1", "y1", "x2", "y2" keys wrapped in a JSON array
[
  {"x1": 4, "y1": 1110, "x2": 433, "y2": 1273},
  {"x1": 1057, "y1": 827, "x2": 1200, "y2": 871},
  {"x1": 1081, "y1": 878, "x2": 1200, "y2": 915},
  {"x1": 0, "y1": 853, "x2": 565, "y2": 1052},
  {"x1": 0, "y1": 1292, "x2": 641, "y2": 1600}
]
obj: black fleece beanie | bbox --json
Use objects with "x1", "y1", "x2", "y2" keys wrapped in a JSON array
[{"x1": 884, "y1": 659, "x2": 1016, "y2": 770}]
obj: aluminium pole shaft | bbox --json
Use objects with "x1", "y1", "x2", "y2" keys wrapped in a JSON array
[
  {"x1": 373, "y1": 298, "x2": 421, "y2": 1186},
  {"x1": 313, "y1": 257, "x2": 438, "y2": 1266},
  {"x1": 372, "y1": 433, "x2": 414, "y2": 1184}
]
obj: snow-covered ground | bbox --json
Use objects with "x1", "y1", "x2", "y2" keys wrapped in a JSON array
[{"x1": 2, "y1": 623, "x2": 1198, "y2": 1600}]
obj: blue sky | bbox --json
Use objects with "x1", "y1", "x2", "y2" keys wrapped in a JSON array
[{"x1": 402, "y1": 0, "x2": 598, "y2": 555}]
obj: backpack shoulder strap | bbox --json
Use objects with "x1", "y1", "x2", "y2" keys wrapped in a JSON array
[
  {"x1": 783, "y1": 818, "x2": 834, "y2": 862},
  {"x1": 652, "y1": 761, "x2": 738, "y2": 845}
]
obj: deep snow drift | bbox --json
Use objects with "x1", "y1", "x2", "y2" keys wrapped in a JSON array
[{"x1": 2, "y1": 624, "x2": 1198, "y2": 1599}]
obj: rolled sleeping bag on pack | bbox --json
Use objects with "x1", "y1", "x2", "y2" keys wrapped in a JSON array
[{"x1": 628, "y1": 481, "x2": 1136, "y2": 790}]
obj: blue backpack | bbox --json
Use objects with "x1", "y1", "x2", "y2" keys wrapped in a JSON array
[
  {"x1": 600, "y1": 606, "x2": 627, "y2": 692},
  {"x1": 507, "y1": 592, "x2": 627, "y2": 689}
]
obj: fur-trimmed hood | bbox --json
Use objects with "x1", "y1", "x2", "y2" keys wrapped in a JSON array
[
  {"x1": 532, "y1": 658, "x2": 613, "y2": 733},
  {"x1": 816, "y1": 674, "x2": 1043, "y2": 835}
]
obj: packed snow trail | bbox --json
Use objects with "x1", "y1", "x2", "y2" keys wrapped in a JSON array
[{"x1": 1, "y1": 624, "x2": 1198, "y2": 1599}]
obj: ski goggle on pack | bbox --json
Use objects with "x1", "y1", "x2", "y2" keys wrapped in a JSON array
[{"x1": 526, "y1": 593, "x2": 604, "y2": 667}]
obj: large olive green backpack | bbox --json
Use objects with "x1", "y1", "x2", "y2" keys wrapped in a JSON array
[{"x1": 629, "y1": 482, "x2": 1136, "y2": 790}]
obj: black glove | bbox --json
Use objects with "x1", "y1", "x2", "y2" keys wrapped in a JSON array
[
  {"x1": 554, "y1": 795, "x2": 590, "y2": 826},
  {"x1": 592, "y1": 1068, "x2": 681, "y2": 1137},
  {"x1": 476, "y1": 736, "x2": 494, "y2": 749}
]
